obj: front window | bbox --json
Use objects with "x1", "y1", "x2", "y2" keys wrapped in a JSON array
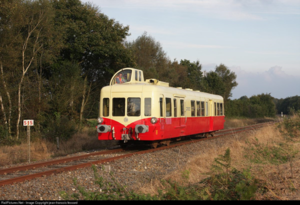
[
  {"x1": 113, "y1": 98, "x2": 125, "y2": 116},
  {"x1": 103, "y1": 98, "x2": 109, "y2": 117},
  {"x1": 127, "y1": 98, "x2": 141, "y2": 116},
  {"x1": 113, "y1": 70, "x2": 132, "y2": 84}
]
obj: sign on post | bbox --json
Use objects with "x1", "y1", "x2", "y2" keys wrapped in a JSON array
[
  {"x1": 23, "y1": 120, "x2": 34, "y2": 126},
  {"x1": 23, "y1": 119, "x2": 34, "y2": 163}
]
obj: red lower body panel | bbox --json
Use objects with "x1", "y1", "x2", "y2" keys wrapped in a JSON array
[{"x1": 98, "y1": 116, "x2": 225, "y2": 141}]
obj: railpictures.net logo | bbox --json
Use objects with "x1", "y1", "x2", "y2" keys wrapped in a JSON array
[{"x1": 1, "y1": 202, "x2": 78, "y2": 205}]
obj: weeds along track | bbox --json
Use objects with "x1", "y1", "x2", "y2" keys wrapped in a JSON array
[{"x1": 0, "y1": 121, "x2": 274, "y2": 187}]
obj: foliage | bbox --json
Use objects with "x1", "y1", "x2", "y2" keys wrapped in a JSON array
[
  {"x1": 0, "y1": 125, "x2": 21, "y2": 146},
  {"x1": 180, "y1": 59, "x2": 203, "y2": 91},
  {"x1": 275, "y1": 96, "x2": 300, "y2": 115},
  {"x1": 215, "y1": 64, "x2": 238, "y2": 103},
  {"x1": 0, "y1": 0, "x2": 135, "y2": 141},
  {"x1": 279, "y1": 110, "x2": 300, "y2": 138},
  {"x1": 244, "y1": 138, "x2": 294, "y2": 165},
  {"x1": 202, "y1": 71, "x2": 225, "y2": 95},
  {"x1": 225, "y1": 93, "x2": 276, "y2": 118},
  {"x1": 43, "y1": 112, "x2": 77, "y2": 142},
  {"x1": 125, "y1": 32, "x2": 169, "y2": 81},
  {"x1": 199, "y1": 148, "x2": 264, "y2": 200},
  {"x1": 86, "y1": 119, "x2": 98, "y2": 128}
]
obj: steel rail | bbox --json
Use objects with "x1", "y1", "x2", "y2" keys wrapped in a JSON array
[
  {"x1": 0, "y1": 148, "x2": 124, "y2": 175},
  {"x1": 0, "y1": 121, "x2": 274, "y2": 187}
]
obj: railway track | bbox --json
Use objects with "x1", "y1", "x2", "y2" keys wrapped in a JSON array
[{"x1": 0, "y1": 121, "x2": 274, "y2": 187}]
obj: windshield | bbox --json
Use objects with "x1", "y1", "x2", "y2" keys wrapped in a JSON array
[{"x1": 112, "y1": 70, "x2": 132, "y2": 85}]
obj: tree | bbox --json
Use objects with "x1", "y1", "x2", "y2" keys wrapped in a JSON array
[
  {"x1": 0, "y1": 0, "x2": 22, "y2": 138},
  {"x1": 52, "y1": 0, "x2": 135, "y2": 126},
  {"x1": 0, "y1": 0, "x2": 59, "y2": 139},
  {"x1": 202, "y1": 71, "x2": 225, "y2": 95},
  {"x1": 125, "y1": 32, "x2": 169, "y2": 80},
  {"x1": 180, "y1": 59, "x2": 203, "y2": 90},
  {"x1": 215, "y1": 64, "x2": 238, "y2": 103}
]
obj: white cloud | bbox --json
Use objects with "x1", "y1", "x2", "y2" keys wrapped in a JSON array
[
  {"x1": 83, "y1": 0, "x2": 300, "y2": 18},
  {"x1": 128, "y1": 25, "x2": 174, "y2": 35},
  {"x1": 229, "y1": 66, "x2": 300, "y2": 99},
  {"x1": 163, "y1": 41, "x2": 231, "y2": 49},
  {"x1": 82, "y1": 0, "x2": 265, "y2": 20}
]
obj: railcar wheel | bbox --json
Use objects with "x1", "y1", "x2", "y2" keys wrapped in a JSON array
[
  {"x1": 150, "y1": 142, "x2": 158, "y2": 149},
  {"x1": 165, "y1": 140, "x2": 171, "y2": 146},
  {"x1": 118, "y1": 141, "x2": 128, "y2": 149}
]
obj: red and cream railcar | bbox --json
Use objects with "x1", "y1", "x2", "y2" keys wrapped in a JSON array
[{"x1": 97, "y1": 68, "x2": 225, "y2": 148}]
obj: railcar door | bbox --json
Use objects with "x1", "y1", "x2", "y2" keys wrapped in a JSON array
[
  {"x1": 159, "y1": 95, "x2": 165, "y2": 138},
  {"x1": 209, "y1": 100, "x2": 214, "y2": 131},
  {"x1": 179, "y1": 98, "x2": 186, "y2": 136},
  {"x1": 164, "y1": 97, "x2": 173, "y2": 138}
]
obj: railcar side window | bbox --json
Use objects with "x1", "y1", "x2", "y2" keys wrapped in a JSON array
[
  {"x1": 127, "y1": 98, "x2": 141, "y2": 116},
  {"x1": 220, "y1": 103, "x2": 223, "y2": 115},
  {"x1": 197, "y1": 101, "x2": 200, "y2": 116},
  {"x1": 139, "y1": 71, "x2": 141, "y2": 81},
  {"x1": 191, "y1": 101, "x2": 195, "y2": 117},
  {"x1": 159, "y1": 98, "x2": 163, "y2": 117},
  {"x1": 214, "y1": 102, "x2": 217, "y2": 116},
  {"x1": 201, "y1": 101, "x2": 205, "y2": 116},
  {"x1": 205, "y1": 102, "x2": 208, "y2": 116},
  {"x1": 135, "y1": 70, "x2": 138, "y2": 81},
  {"x1": 166, "y1": 98, "x2": 172, "y2": 117},
  {"x1": 113, "y1": 98, "x2": 125, "y2": 116},
  {"x1": 144, "y1": 98, "x2": 151, "y2": 116},
  {"x1": 217, "y1": 103, "x2": 220, "y2": 115},
  {"x1": 174, "y1": 99, "x2": 177, "y2": 117},
  {"x1": 180, "y1": 100, "x2": 184, "y2": 116},
  {"x1": 103, "y1": 98, "x2": 109, "y2": 117}
]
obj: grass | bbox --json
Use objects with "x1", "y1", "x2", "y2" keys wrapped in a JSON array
[{"x1": 0, "y1": 125, "x2": 118, "y2": 166}]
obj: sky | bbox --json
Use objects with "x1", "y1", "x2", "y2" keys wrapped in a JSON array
[{"x1": 80, "y1": 0, "x2": 300, "y2": 99}]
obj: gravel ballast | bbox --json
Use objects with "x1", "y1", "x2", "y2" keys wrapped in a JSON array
[{"x1": 0, "y1": 137, "x2": 220, "y2": 200}]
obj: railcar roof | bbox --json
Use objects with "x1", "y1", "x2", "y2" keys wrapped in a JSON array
[{"x1": 101, "y1": 82, "x2": 223, "y2": 100}]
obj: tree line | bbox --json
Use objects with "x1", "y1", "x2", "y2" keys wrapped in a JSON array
[{"x1": 0, "y1": 0, "x2": 292, "y2": 144}]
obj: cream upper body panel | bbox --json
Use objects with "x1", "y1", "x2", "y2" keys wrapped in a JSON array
[{"x1": 100, "y1": 67, "x2": 224, "y2": 125}]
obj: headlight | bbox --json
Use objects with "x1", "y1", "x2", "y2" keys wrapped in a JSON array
[
  {"x1": 97, "y1": 117, "x2": 104, "y2": 124},
  {"x1": 151, "y1": 117, "x2": 157, "y2": 124}
]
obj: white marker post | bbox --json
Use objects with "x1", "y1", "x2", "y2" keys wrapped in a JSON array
[{"x1": 23, "y1": 119, "x2": 34, "y2": 163}]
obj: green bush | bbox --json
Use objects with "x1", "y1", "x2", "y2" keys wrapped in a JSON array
[
  {"x1": 44, "y1": 112, "x2": 77, "y2": 142},
  {"x1": 279, "y1": 110, "x2": 300, "y2": 138}
]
